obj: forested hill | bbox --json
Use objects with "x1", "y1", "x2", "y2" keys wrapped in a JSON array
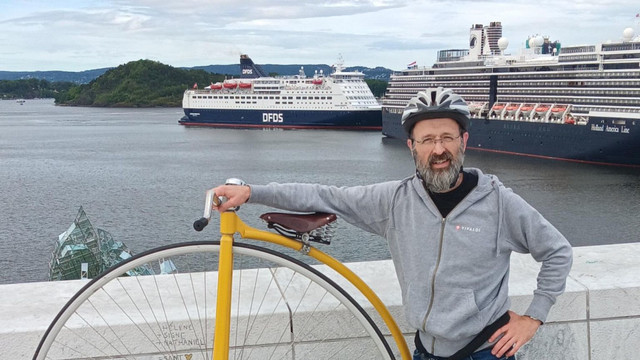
[
  {"x1": 0, "y1": 68, "x2": 111, "y2": 84},
  {"x1": 54, "y1": 60, "x2": 225, "y2": 107},
  {"x1": 0, "y1": 63, "x2": 392, "y2": 83},
  {"x1": 2, "y1": 59, "x2": 389, "y2": 106}
]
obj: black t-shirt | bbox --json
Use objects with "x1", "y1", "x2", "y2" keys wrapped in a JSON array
[{"x1": 427, "y1": 171, "x2": 479, "y2": 217}]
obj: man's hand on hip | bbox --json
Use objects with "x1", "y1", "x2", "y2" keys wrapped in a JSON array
[{"x1": 489, "y1": 310, "x2": 541, "y2": 358}]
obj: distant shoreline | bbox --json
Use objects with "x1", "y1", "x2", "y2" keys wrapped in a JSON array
[{"x1": 2, "y1": 98, "x2": 181, "y2": 108}]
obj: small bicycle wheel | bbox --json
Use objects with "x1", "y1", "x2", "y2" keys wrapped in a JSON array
[{"x1": 34, "y1": 241, "x2": 395, "y2": 359}]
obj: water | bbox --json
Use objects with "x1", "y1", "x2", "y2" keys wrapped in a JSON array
[{"x1": 1, "y1": 99, "x2": 639, "y2": 285}]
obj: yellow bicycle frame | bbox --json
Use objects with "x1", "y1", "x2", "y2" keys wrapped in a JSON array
[{"x1": 205, "y1": 191, "x2": 411, "y2": 360}]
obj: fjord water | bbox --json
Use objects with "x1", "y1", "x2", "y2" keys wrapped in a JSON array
[{"x1": 1, "y1": 99, "x2": 639, "y2": 285}]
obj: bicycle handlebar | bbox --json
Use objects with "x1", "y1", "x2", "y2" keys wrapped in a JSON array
[
  {"x1": 194, "y1": 189, "x2": 222, "y2": 231},
  {"x1": 193, "y1": 217, "x2": 209, "y2": 232}
]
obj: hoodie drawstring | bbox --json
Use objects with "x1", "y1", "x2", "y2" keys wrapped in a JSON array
[{"x1": 492, "y1": 179, "x2": 503, "y2": 257}]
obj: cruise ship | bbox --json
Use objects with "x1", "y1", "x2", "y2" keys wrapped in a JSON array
[
  {"x1": 382, "y1": 22, "x2": 640, "y2": 167},
  {"x1": 179, "y1": 55, "x2": 381, "y2": 130}
]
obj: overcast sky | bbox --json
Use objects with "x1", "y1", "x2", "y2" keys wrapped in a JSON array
[{"x1": 1, "y1": 1, "x2": 639, "y2": 72}]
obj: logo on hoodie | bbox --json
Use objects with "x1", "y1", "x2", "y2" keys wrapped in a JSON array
[{"x1": 456, "y1": 225, "x2": 481, "y2": 233}]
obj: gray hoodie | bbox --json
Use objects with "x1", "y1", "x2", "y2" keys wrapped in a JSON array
[{"x1": 248, "y1": 167, "x2": 573, "y2": 357}]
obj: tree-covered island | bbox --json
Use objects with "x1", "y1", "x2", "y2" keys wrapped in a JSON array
[{"x1": 1, "y1": 59, "x2": 388, "y2": 107}]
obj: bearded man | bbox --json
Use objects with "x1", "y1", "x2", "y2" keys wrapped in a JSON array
[{"x1": 211, "y1": 88, "x2": 573, "y2": 360}]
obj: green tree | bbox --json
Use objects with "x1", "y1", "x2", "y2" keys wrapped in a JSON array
[
  {"x1": 0, "y1": 79, "x2": 75, "y2": 99},
  {"x1": 365, "y1": 79, "x2": 388, "y2": 98},
  {"x1": 55, "y1": 59, "x2": 226, "y2": 107}
]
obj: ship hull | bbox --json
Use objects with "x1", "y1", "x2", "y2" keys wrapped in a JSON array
[
  {"x1": 382, "y1": 113, "x2": 640, "y2": 167},
  {"x1": 180, "y1": 108, "x2": 382, "y2": 130}
]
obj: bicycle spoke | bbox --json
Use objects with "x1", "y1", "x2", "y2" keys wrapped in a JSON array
[{"x1": 34, "y1": 242, "x2": 395, "y2": 360}]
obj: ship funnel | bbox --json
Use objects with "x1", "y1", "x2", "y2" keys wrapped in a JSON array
[{"x1": 239, "y1": 54, "x2": 267, "y2": 78}]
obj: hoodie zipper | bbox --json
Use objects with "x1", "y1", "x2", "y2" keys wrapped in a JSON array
[{"x1": 422, "y1": 217, "x2": 447, "y2": 353}]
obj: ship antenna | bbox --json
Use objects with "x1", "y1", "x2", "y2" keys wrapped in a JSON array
[{"x1": 333, "y1": 54, "x2": 344, "y2": 72}]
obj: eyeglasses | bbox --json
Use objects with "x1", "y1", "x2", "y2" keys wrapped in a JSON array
[{"x1": 412, "y1": 135, "x2": 461, "y2": 147}]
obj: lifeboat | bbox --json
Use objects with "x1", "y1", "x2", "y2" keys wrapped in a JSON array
[
  {"x1": 238, "y1": 81, "x2": 252, "y2": 89},
  {"x1": 564, "y1": 115, "x2": 576, "y2": 124},
  {"x1": 205, "y1": 82, "x2": 223, "y2": 90},
  {"x1": 551, "y1": 106, "x2": 567, "y2": 113},
  {"x1": 491, "y1": 104, "x2": 504, "y2": 113},
  {"x1": 467, "y1": 102, "x2": 482, "y2": 112},
  {"x1": 223, "y1": 80, "x2": 237, "y2": 89},
  {"x1": 506, "y1": 104, "x2": 519, "y2": 112},
  {"x1": 520, "y1": 105, "x2": 534, "y2": 112},
  {"x1": 312, "y1": 78, "x2": 323, "y2": 85},
  {"x1": 535, "y1": 105, "x2": 550, "y2": 113}
]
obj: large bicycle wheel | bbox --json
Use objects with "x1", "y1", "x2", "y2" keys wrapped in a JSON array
[{"x1": 34, "y1": 241, "x2": 395, "y2": 359}]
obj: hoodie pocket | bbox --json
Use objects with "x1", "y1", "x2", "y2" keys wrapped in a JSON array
[{"x1": 424, "y1": 287, "x2": 482, "y2": 340}]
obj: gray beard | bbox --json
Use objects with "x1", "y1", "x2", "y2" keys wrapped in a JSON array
[{"x1": 413, "y1": 142, "x2": 465, "y2": 193}]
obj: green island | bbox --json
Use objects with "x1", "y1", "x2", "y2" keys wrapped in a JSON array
[{"x1": 1, "y1": 59, "x2": 388, "y2": 107}]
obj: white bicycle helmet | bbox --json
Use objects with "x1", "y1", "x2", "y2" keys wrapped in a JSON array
[{"x1": 401, "y1": 87, "x2": 470, "y2": 135}]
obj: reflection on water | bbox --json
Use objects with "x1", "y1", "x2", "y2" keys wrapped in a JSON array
[{"x1": 1, "y1": 99, "x2": 639, "y2": 284}]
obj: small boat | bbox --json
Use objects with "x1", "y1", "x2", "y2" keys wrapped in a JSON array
[
  {"x1": 520, "y1": 105, "x2": 534, "y2": 112},
  {"x1": 223, "y1": 80, "x2": 238, "y2": 89},
  {"x1": 312, "y1": 78, "x2": 324, "y2": 85},
  {"x1": 551, "y1": 106, "x2": 567, "y2": 112},
  {"x1": 492, "y1": 104, "x2": 505, "y2": 110},
  {"x1": 210, "y1": 82, "x2": 223, "y2": 90},
  {"x1": 238, "y1": 81, "x2": 252, "y2": 89},
  {"x1": 16, "y1": 99, "x2": 25, "y2": 105},
  {"x1": 205, "y1": 82, "x2": 223, "y2": 90},
  {"x1": 535, "y1": 105, "x2": 550, "y2": 113},
  {"x1": 505, "y1": 104, "x2": 519, "y2": 111}
]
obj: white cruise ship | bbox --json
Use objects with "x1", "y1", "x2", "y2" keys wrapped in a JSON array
[
  {"x1": 382, "y1": 22, "x2": 640, "y2": 167},
  {"x1": 179, "y1": 55, "x2": 381, "y2": 130}
]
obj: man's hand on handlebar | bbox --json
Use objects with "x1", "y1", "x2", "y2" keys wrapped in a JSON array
[{"x1": 211, "y1": 185, "x2": 251, "y2": 212}]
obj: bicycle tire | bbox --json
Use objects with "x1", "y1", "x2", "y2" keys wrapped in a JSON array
[{"x1": 33, "y1": 241, "x2": 395, "y2": 359}]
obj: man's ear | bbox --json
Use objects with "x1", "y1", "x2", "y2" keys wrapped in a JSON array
[{"x1": 462, "y1": 132, "x2": 469, "y2": 151}]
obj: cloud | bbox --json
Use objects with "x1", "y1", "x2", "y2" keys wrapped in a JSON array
[{"x1": 0, "y1": 0, "x2": 638, "y2": 71}]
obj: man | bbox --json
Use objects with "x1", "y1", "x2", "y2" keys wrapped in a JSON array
[{"x1": 212, "y1": 87, "x2": 573, "y2": 360}]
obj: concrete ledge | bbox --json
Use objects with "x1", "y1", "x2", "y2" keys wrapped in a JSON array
[{"x1": 2, "y1": 243, "x2": 639, "y2": 359}]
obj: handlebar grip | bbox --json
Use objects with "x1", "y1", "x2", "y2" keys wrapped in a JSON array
[{"x1": 193, "y1": 217, "x2": 209, "y2": 232}]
